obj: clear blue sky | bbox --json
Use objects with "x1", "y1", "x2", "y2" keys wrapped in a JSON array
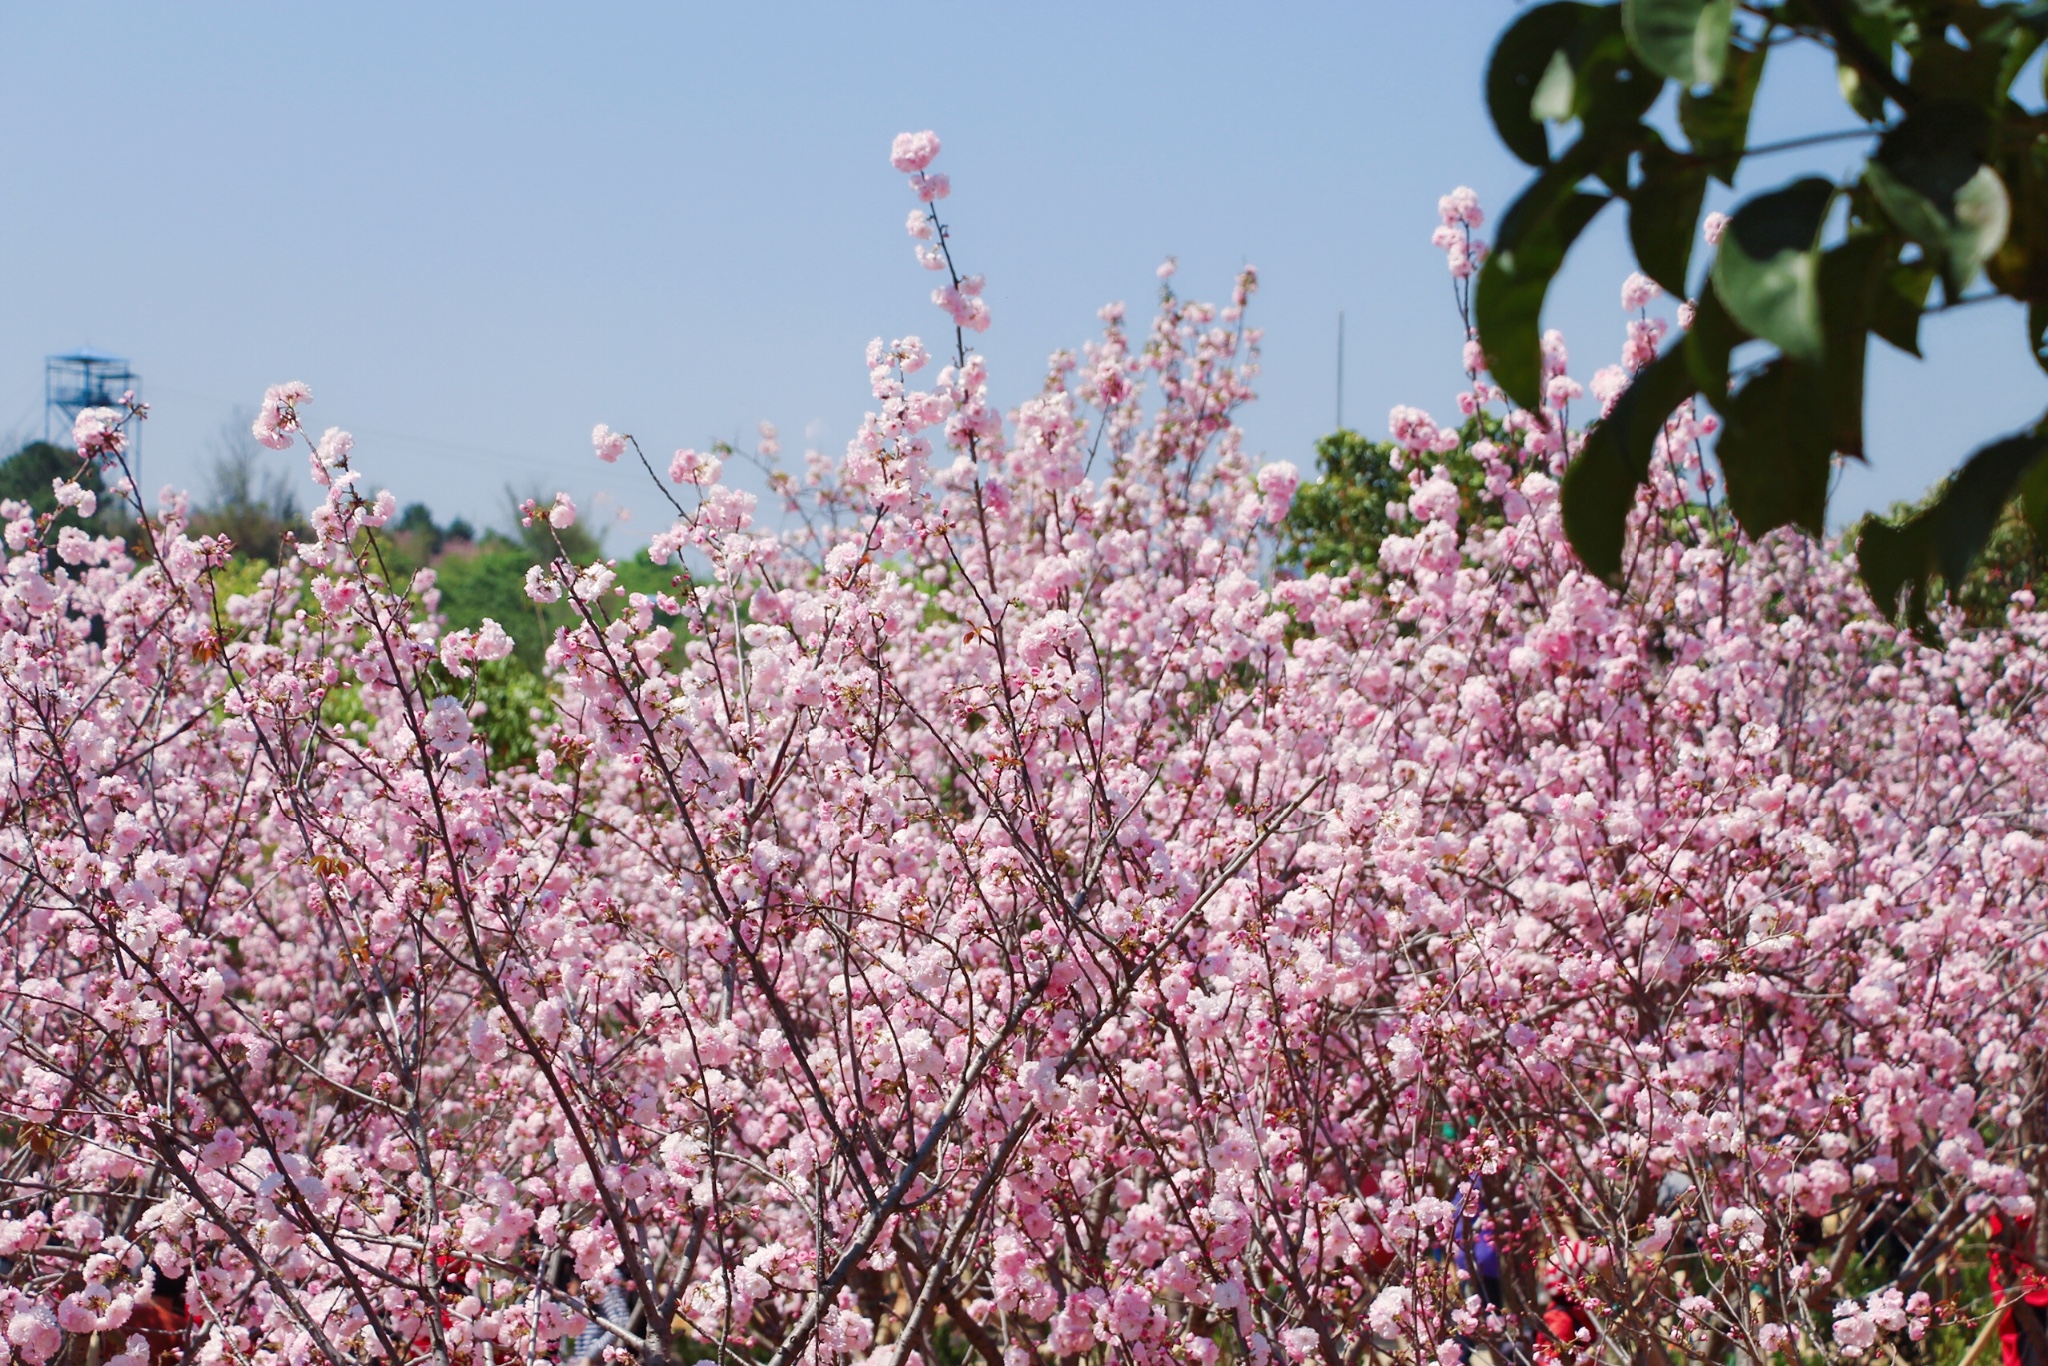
[{"x1": 3, "y1": 4, "x2": 2041, "y2": 545}]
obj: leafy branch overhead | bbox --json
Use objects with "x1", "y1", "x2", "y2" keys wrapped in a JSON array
[{"x1": 1476, "y1": 0, "x2": 2048, "y2": 633}]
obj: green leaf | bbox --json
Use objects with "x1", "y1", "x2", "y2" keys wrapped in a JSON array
[
  {"x1": 1834, "y1": 9, "x2": 1900, "y2": 123},
  {"x1": 1855, "y1": 514, "x2": 1936, "y2": 637},
  {"x1": 1622, "y1": 0, "x2": 1735, "y2": 87},
  {"x1": 1561, "y1": 342, "x2": 1703, "y2": 578},
  {"x1": 1680, "y1": 40, "x2": 1763, "y2": 183},
  {"x1": 1839, "y1": 62, "x2": 1890, "y2": 124},
  {"x1": 1996, "y1": 19, "x2": 2045, "y2": 100},
  {"x1": 1684, "y1": 281, "x2": 1748, "y2": 401},
  {"x1": 1488, "y1": 3, "x2": 1597, "y2": 165},
  {"x1": 1816, "y1": 234, "x2": 1886, "y2": 459},
  {"x1": 2021, "y1": 452, "x2": 2048, "y2": 545},
  {"x1": 1713, "y1": 357, "x2": 1836, "y2": 537},
  {"x1": 1629, "y1": 135, "x2": 1708, "y2": 295},
  {"x1": 1532, "y1": 49, "x2": 1579, "y2": 124},
  {"x1": 1864, "y1": 159, "x2": 2012, "y2": 296},
  {"x1": 1578, "y1": 46, "x2": 1664, "y2": 151},
  {"x1": 1476, "y1": 169, "x2": 1613, "y2": 412},
  {"x1": 1857, "y1": 425, "x2": 2048, "y2": 633},
  {"x1": 1909, "y1": 30, "x2": 2008, "y2": 107},
  {"x1": 1926, "y1": 431, "x2": 2048, "y2": 586},
  {"x1": 1711, "y1": 177, "x2": 1835, "y2": 364},
  {"x1": 1985, "y1": 131, "x2": 2048, "y2": 305},
  {"x1": 1871, "y1": 262, "x2": 1935, "y2": 357},
  {"x1": 1865, "y1": 101, "x2": 2012, "y2": 296}
]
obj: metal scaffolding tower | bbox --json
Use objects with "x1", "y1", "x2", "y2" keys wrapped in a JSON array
[{"x1": 45, "y1": 353, "x2": 139, "y2": 446}]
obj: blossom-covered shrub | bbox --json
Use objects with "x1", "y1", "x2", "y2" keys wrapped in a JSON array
[{"x1": 1, "y1": 139, "x2": 2043, "y2": 1366}]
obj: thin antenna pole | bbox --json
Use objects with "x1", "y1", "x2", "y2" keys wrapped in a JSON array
[{"x1": 1336, "y1": 311, "x2": 1346, "y2": 431}]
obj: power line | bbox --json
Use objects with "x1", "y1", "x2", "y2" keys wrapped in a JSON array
[{"x1": 146, "y1": 383, "x2": 573, "y2": 474}]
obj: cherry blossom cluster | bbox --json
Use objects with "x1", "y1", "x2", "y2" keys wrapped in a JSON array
[{"x1": 0, "y1": 141, "x2": 2040, "y2": 1366}]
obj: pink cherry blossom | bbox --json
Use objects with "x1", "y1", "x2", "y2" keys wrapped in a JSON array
[
  {"x1": 0, "y1": 130, "x2": 2037, "y2": 1366},
  {"x1": 1621, "y1": 270, "x2": 1663, "y2": 310},
  {"x1": 1438, "y1": 185, "x2": 1483, "y2": 227},
  {"x1": 71, "y1": 407, "x2": 125, "y2": 460},
  {"x1": 669, "y1": 446, "x2": 721, "y2": 485},
  {"x1": 890, "y1": 129, "x2": 941, "y2": 173},
  {"x1": 251, "y1": 379, "x2": 310, "y2": 449},
  {"x1": 1256, "y1": 460, "x2": 1300, "y2": 522}
]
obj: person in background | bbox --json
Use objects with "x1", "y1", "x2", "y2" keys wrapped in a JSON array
[
  {"x1": 1450, "y1": 1208, "x2": 1508, "y2": 1366},
  {"x1": 569, "y1": 1275, "x2": 633, "y2": 1366},
  {"x1": 126, "y1": 1267, "x2": 191, "y2": 1366},
  {"x1": 1990, "y1": 1212, "x2": 2048, "y2": 1366},
  {"x1": 1450, "y1": 1175, "x2": 1504, "y2": 1314},
  {"x1": 1536, "y1": 1237, "x2": 1599, "y2": 1362}
]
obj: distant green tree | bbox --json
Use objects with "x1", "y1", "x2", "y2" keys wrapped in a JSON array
[
  {"x1": 233, "y1": 485, "x2": 685, "y2": 757},
  {"x1": 1884, "y1": 485, "x2": 2045, "y2": 627},
  {"x1": 393, "y1": 502, "x2": 445, "y2": 554},
  {"x1": 0, "y1": 440, "x2": 109, "y2": 532},
  {"x1": 465, "y1": 656, "x2": 553, "y2": 770},
  {"x1": 428, "y1": 498, "x2": 683, "y2": 671},
  {"x1": 433, "y1": 533, "x2": 561, "y2": 670},
  {"x1": 190, "y1": 417, "x2": 304, "y2": 563},
  {"x1": 1278, "y1": 417, "x2": 1506, "y2": 578},
  {"x1": 1277, "y1": 431, "x2": 1412, "y2": 577}
]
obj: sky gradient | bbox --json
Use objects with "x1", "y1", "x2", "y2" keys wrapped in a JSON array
[{"x1": 3, "y1": 3, "x2": 2042, "y2": 547}]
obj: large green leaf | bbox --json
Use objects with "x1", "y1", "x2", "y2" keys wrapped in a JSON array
[
  {"x1": 1713, "y1": 357, "x2": 1836, "y2": 537},
  {"x1": 1909, "y1": 27, "x2": 2009, "y2": 107},
  {"x1": 1622, "y1": 0, "x2": 1735, "y2": 87},
  {"x1": 1476, "y1": 168, "x2": 1613, "y2": 412},
  {"x1": 1927, "y1": 431, "x2": 2048, "y2": 586},
  {"x1": 2021, "y1": 452, "x2": 2048, "y2": 545},
  {"x1": 1629, "y1": 134, "x2": 1708, "y2": 296},
  {"x1": 1680, "y1": 40, "x2": 1763, "y2": 183},
  {"x1": 1871, "y1": 262, "x2": 1935, "y2": 357},
  {"x1": 1711, "y1": 177, "x2": 1835, "y2": 364},
  {"x1": 1684, "y1": 282, "x2": 1748, "y2": 402},
  {"x1": 1877, "y1": 162, "x2": 2011, "y2": 296},
  {"x1": 1855, "y1": 514, "x2": 1936, "y2": 638},
  {"x1": 1561, "y1": 342, "x2": 1703, "y2": 578},
  {"x1": 1815, "y1": 234, "x2": 1886, "y2": 459},
  {"x1": 1857, "y1": 426, "x2": 2048, "y2": 634},
  {"x1": 1832, "y1": 7, "x2": 1902, "y2": 123},
  {"x1": 1487, "y1": 3, "x2": 1597, "y2": 165},
  {"x1": 1562, "y1": 6, "x2": 1664, "y2": 141},
  {"x1": 1865, "y1": 101, "x2": 2012, "y2": 296},
  {"x1": 1987, "y1": 130, "x2": 2048, "y2": 308}
]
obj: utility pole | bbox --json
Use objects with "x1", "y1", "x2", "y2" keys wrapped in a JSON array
[{"x1": 1335, "y1": 311, "x2": 1345, "y2": 431}]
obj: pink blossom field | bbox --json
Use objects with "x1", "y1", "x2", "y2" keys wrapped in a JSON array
[{"x1": 3, "y1": 130, "x2": 2044, "y2": 1366}]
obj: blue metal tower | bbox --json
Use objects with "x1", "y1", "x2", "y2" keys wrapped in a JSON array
[{"x1": 45, "y1": 353, "x2": 139, "y2": 445}]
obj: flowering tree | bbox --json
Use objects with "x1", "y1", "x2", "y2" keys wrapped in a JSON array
[{"x1": 2, "y1": 133, "x2": 2044, "y2": 1366}]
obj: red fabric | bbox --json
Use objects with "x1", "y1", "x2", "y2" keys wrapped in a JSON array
[
  {"x1": 1539, "y1": 1238, "x2": 1597, "y2": 1350},
  {"x1": 1535, "y1": 1302, "x2": 1592, "y2": 1364},
  {"x1": 1988, "y1": 1214, "x2": 2048, "y2": 1366},
  {"x1": 126, "y1": 1296, "x2": 190, "y2": 1366},
  {"x1": 1355, "y1": 1168, "x2": 1394, "y2": 1275}
]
